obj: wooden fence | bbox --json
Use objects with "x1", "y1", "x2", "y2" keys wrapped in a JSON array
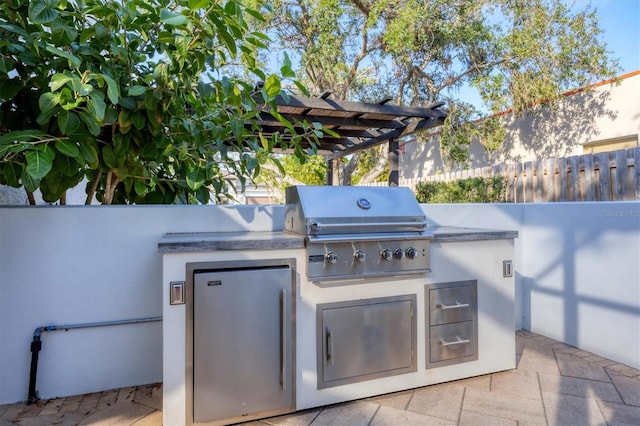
[{"x1": 376, "y1": 147, "x2": 640, "y2": 202}]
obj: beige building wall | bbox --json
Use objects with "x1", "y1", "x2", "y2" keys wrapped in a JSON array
[{"x1": 401, "y1": 71, "x2": 640, "y2": 181}]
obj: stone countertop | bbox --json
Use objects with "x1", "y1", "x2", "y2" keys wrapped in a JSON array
[
  {"x1": 158, "y1": 231, "x2": 305, "y2": 253},
  {"x1": 430, "y1": 226, "x2": 519, "y2": 242},
  {"x1": 158, "y1": 227, "x2": 518, "y2": 254}
]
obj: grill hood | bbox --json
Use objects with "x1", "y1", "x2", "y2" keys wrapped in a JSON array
[{"x1": 284, "y1": 185, "x2": 427, "y2": 236}]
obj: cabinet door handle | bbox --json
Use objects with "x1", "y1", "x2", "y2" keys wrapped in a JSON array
[
  {"x1": 280, "y1": 289, "x2": 286, "y2": 389},
  {"x1": 441, "y1": 336, "x2": 471, "y2": 346},
  {"x1": 325, "y1": 328, "x2": 332, "y2": 365},
  {"x1": 439, "y1": 301, "x2": 469, "y2": 310}
]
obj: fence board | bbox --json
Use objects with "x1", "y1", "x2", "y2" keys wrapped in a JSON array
[
  {"x1": 534, "y1": 161, "x2": 543, "y2": 202},
  {"x1": 514, "y1": 163, "x2": 523, "y2": 203},
  {"x1": 568, "y1": 156, "x2": 580, "y2": 201},
  {"x1": 396, "y1": 147, "x2": 639, "y2": 203},
  {"x1": 546, "y1": 159, "x2": 557, "y2": 201},
  {"x1": 557, "y1": 159, "x2": 567, "y2": 201},
  {"x1": 583, "y1": 154, "x2": 596, "y2": 201},
  {"x1": 597, "y1": 152, "x2": 611, "y2": 201},
  {"x1": 614, "y1": 150, "x2": 627, "y2": 200}
]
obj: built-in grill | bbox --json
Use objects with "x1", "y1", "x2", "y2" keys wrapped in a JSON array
[
  {"x1": 161, "y1": 184, "x2": 517, "y2": 425},
  {"x1": 284, "y1": 185, "x2": 431, "y2": 281}
]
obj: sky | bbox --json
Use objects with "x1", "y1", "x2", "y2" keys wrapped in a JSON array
[
  {"x1": 451, "y1": 0, "x2": 640, "y2": 111},
  {"x1": 575, "y1": 0, "x2": 640, "y2": 75}
]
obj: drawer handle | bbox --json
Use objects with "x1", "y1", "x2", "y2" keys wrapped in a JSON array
[
  {"x1": 280, "y1": 289, "x2": 286, "y2": 389},
  {"x1": 439, "y1": 301, "x2": 469, "y2": 310},
  {"x1": 441, "y1": 336, "x2": 471, "y2": 346},
  {"x1": 325, "y1": 328, "x2": 333, "y2": 365}
]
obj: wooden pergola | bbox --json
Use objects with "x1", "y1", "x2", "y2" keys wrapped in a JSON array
[{"x1": 257, "y1": 94, "x2": 447, "y2": 186}]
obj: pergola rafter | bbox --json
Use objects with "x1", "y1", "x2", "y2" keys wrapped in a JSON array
[{"x1": 255, "y1": 93, "x2": 447, "y2": 185}]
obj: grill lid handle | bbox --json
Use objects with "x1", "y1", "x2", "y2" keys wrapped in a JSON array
[{"x1": 310, "y1": 220, "x2": 426, "y2": 232}]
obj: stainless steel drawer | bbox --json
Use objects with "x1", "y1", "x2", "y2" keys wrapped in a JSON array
[
  {"x1": 429, "y1": 284, "x2": 475, "y2": 325},
  {"x1": 425, "y1": 280, "x2": 478, "y2": 368},
  {"x1": 429, "y1": 321, "x2": 476, "y2": 363}
]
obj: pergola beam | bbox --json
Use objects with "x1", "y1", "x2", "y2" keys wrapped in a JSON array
[
  {"x1": 251, "y1": 94, "x2": 447, "y2": 185},
  {"x1": 256, "y1": 112, "x2": 407, "y2": 130},
  {"x1": 325, "y1": 116, "x2": 445, "y2": 160},
  {"x1": 269, "y1": 94, "x2": 446, "y2": 120}
]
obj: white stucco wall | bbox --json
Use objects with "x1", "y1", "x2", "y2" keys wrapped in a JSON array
[
  {"x1": 0, "y1": 205, "x2": 284, "y2": 405},
  {"x1": 423, "y1": 202, "x2": 640, "y2": 369},
  {"x1": 402, "y1": 71, "x2": 640, "y2": 180},
  {"x1": 1, "y1": 201, "x2": 638, "y2": 405}
]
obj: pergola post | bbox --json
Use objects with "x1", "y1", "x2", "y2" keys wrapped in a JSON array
[
  {"x1": 388, "y1": 137, "x2": 399, "y2": 187},
  {"x1": 327, "y1": 158, "x2": 340, "y2": 186}
]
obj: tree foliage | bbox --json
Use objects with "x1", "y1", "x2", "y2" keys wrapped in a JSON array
[
  {"x1": 0, "y1": 0, "x2": 316, "y2": 204},
  {"x1": 256, "y1": 153, "x2": 327, "y2": 201},
  {"x1": 415, "y1": 176, "x2": 507, "y2": 203},
  {"x1": 262, "y1": 0, "x2": 619, "y2": 183}
]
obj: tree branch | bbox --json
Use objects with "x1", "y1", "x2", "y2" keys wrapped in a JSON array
[
  {"x1": 259, "y1": 163, "x2": 307, "y2": 187},
  {"x1": 434, "y1": 59, "x2": 506, "y2": 94},
  {"x1": 341, "y1": 152, "x2": 361, "y2": 185},
  {"x1": 85, "y1": 169, "x2": 102, "y2": 205},
  {"x1": 357, "y1": 149, "x2": 388, "y2": 184},
  {"x1": 349, "y1": 0, "x2": 370, "y2": 15},
  {"x1": 344, "y1": 19, "x2": 372, "y2": 99},
  {"x1": 26, "y1": 189, "x2": 35, "y2": 206}
]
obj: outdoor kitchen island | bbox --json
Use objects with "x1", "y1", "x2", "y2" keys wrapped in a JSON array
[{"x1": 159, "y1": 190, "x2": 518, "y2": 426}]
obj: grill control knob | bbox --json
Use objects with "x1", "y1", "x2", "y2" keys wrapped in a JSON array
[
  {"x1": 381, "y1": 249, "x2": 393, "y2": 261},
  {"x1": 326, "y1": 251, "x2": 338, "y2": 264},
  {"x1": 405, "y1": 247, "x2": 418, "y2": 259},
  {"x1": 354, "y1": 250, "x2": 366, "y2": 262},
  {"x1": 393, "y1": 248, "x2": 404, "y2": 260}
]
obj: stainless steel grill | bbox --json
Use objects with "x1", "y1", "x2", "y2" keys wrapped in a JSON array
[{"x1": 284, "y1": 185, "x2": 431, "y2": 281}]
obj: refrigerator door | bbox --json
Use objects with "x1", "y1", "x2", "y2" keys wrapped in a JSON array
[{"x1": 193, "y1": 266, "x2": 294, "y2": 424}]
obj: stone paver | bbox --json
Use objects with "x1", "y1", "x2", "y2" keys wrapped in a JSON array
[
  {"x1": 133, "y1": 384, "x2": 163, "y2": 412},
  {"x1": 1, "y1": 333, "x2": 639, "y2": 426},
  {"x1": 367, "y1": 390, "x2": 413, "y2": 411},
  {"x1": 461, "y1": 386, "x2": 547, "y2": 424},
  {"x1": 458, "y1": 410, "x2": 517, "y2": 425},
  {"x1": 131, "y1": 410, "x2": 163, "y2": 426},
  {"x1": 311, "y1": 401, "x2": 378, "y2": 426},
  {"x1": 538, "y1": 372, "x2": 623, "y2": 403},
  {"x1": 450, "y1": 374, "x2": 491, "y2": 390},
  {"x1": 609, "y1": 374, "x2": 640, "y2": 406},
  {"x1": 262, "y1": 408, "x2": 321, "y2": 426},
  {"x1": 517, "y1": 343, "x2": 561, "y2": 375},
  {"x1": 370, "y1": 405, "x2": 456, "y2": 425},
  {"x1": 77, "y1": 402, "x2": 155, "y2": 426},
  {"x1": 541, "y1": 391, "x2": 607, "y2": 426},
  {"x1": 556, "y1": 352, "x2": 611, "y2": 382},
  {"x1": 491, "y1": 369, "x2": 541, "y2": 400},
  {"x1": 597, "y1": 400, "x2": 640, "y2": 426},
  {"x1": 406, "y1": 383, "x2": 464, "y2": 421},
  {"x1": 606, "y1": 363, "x2": 638, "y2": 376}
]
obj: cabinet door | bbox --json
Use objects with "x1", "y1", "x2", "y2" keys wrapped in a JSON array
[
  {"x1": 317, "y1": 295, "x2": 416, "y2": 389},
  {"x1": 193, "y1": 267, "x2": 293, "y2": 423}
]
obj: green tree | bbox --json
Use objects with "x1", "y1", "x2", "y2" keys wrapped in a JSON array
[
  {"x1": 262, "y1": 0, "x2": 619, "y2": 183},
  {"x1": 415, "y1": 176, "x2": 507, "y2": 203},
  {"x1": 257, "y1": 153, "x2": 327, "y2": 201},
  {"x1": 0, "y1": 0, "x2": 317, "y2": 204}
]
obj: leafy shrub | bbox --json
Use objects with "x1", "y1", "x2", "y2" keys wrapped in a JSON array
[{"x1": 415, "y1": 176, "x2": 507, "y2": 203}]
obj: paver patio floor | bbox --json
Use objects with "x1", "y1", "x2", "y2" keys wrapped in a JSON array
[{"x1": 2, "y1": 331, "x2": 639, "y2": 425}]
